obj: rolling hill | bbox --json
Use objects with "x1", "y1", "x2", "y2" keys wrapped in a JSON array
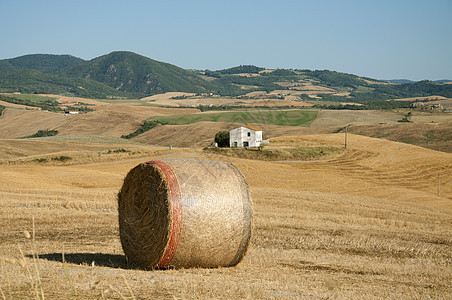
[
  {"x1": 0, "y1": 52, "x2": 219, "y2": 98},
  {"x1": 61, "y1": 51, "x2": 216, "y2": 96},
  {"x1": 0, "y1": 54, "x2": 84, "y2": 73},
  {"x1": 1, "y1": 51, "x2": 452, "y2": 102},
  {"x1": 0, "y1": 69, "x2": 128, "y2": 98}
]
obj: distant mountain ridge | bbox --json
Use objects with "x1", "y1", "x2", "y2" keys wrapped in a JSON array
[
  {"x1": 0, "y1": 52, "x2": 217, "y2": 98},
  {"x1": 0, "y1": 51, "x2": 451, "y2": 100},
  {"x1": 386, "y1": 79, "x2": 451, "y2": 84},
  {"x1": 0, "y1": 54, "x2": 85, "y2": 74},
  {"x1": 386, "y1": 79, "x2": 416, "y2": 84}
]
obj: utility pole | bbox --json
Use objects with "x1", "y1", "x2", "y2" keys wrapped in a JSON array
[
  {"x1": 345, "y1": 125, "x2": 348, "y2": 149},
  {"x1": 437, "y1": 172, "x2": 440, "y2": 196}
]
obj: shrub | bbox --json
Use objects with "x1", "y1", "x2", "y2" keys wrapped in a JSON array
[
  {"x1": 107, "y1": 148, "x2": 130, "y2": 153},
  {"x1": 33, "y1": 158, "x2": 48, "y2": 163},
  {"x1": 25, "y1": 129, "x2": 58, "y2": 138},
  {"x1": 51, "y1": 155, "x2": 72, "y2": 162},
  {"x1": 398, "y1": 112, "x2": 413, "y2": 123},
  {"x1": 214, "y1": 131, "x2": 230, "y2": 147},
  {"x1": 121, "y1": 120, "x2": 168, "y2": 139}
]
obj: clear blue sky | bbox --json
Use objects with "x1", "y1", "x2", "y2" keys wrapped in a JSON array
[{"x1": 1, "y1": 0, "x2": 451, "y2": 81}]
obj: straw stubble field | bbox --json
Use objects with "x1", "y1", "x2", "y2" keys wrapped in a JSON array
[{"x1": 0, "y1": 134, "x2": 451, "y2": 299}]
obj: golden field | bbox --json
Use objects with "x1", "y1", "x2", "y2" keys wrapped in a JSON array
[{"x1": 0, "y1": 99, "x2": 451, "y2": 299}]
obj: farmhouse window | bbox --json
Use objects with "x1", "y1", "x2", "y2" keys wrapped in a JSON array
[{"x1": 247, "y1": 132, "x2": 251, "y2": 137}]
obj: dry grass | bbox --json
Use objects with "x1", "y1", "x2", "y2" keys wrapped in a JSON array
[
  {"x1": 141, "y1": 92, "x2": 239, "y2": 107},
  {"x1": 0, "y1": 104, "x2": 199, "y2": 139},
  {"x1": 0, "y1": 95, "x2": 451, "y2": 298},
  {"x1": 0, "y1": 109, "x2": 67, "y2": 139},
  {"x1": 311, "y1": 110, "x2": 403, "y2": 127},
  {"x1": 236, "y1": 99, "x2": 313, "y2": 107},
  {"x1": 140, "y1": 91, "x2": 314, "y2": 108},
  {"x1": 349, "y1": 121, "x2": 452, "y2": 153},
  {"x1": 0, "y1": 100, "x2": 40, "y2": 110},
  {"x1": 205, "y1": 143, "x2": 344, "y2": 161},
  {"x1": 0, "y1": 133, "x2": 451, "y2": 299},
  {"x1": 43, "y1": 94, "x2": 111, "y2": 107},
  {"x1": 134, "y1": 121, "x2": 345, "y2": 148},
  {"x1": 141, "y1": 92, "x2": 196, "y2": 102},
  {"x1": 0, "y1": 138, "x2": 171, "y2": 163}
]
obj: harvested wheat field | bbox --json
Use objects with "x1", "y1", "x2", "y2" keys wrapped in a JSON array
[
  {"x1": 0, "y1": 132, "x2": 451, "y2": 299},
  {"x1": 0, "y1": 109, "x2": 67, "y2": 139},
  {"x1": 349, "y1": 121, "x2": 452, "y2": 153},
  {"x1": 311, "y1": 110, "x2": 402, "y2": 127},
  {"x1": 141, "y1": 92, "x2": 238, "y2": 107},
  {"x1": 0, "y1": 105, "x2": 198, "y2": 139}
]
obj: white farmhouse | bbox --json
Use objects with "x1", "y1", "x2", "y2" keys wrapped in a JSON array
[
  {"x1": 229, "y1": 125, "x2": 263, "y2": 148},
  {"x1": 65, "y1": 110, "x2": 79, "y2": 115}
]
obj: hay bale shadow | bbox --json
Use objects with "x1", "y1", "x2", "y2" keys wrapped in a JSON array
[{"x1": 34, "y1": 253, "x2": 133, "y2": 269}]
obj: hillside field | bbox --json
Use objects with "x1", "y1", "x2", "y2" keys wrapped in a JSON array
[
  {"x1": 0, "y1": 94, "x2": 451, "y2": 151},
  {"x1": 0, "y1": 133, "x2": 451, "y2": 299},
  {"x1": 148, "y1": 110, "x2": 318, "y2": 127}
]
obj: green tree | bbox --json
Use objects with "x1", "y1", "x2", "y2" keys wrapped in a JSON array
[{"x1": 214, "y1": 131, "x2": 230, "y2": 147}]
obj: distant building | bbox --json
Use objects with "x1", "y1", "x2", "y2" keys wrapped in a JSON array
[
  {"x1": 65, "y1": 110, "x2": 79, "y2": 115},
  {"x1": 60, "y1": 101, "x2": 78, "y2": 105},
  {"x1": 229, "y1": 125, "x2": 263, "y2": 148}
]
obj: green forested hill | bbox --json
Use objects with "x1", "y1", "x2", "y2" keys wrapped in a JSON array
[
  {"x1": 0, "y1": 69, "x2": 128, "y2": 98},
  {"x1": 0, "y1": 51, "x2": 451, "y2": 101},
  {"x1": 0, "y1": 54, "x2": 85, "y2": 74},
  {"x1": 0, "y1": 52, "x2": 219, "y2": 98},
  {"x1": 0, "y1": 60, "x2": 18, "y2": 73},
  {"x1": 0, "y1": 54, "x2": 124, "y2": 98},
  {"x1": 61, "y1": 51, "x2": 216, "y2": 96},
  {"x1": 206, "y1": 68, "x2": 452, "y2": 101}
]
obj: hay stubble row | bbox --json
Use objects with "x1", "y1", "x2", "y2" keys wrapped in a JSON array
[{"x1": 0, "y1": 134, "x2": 451, "y2": 298}]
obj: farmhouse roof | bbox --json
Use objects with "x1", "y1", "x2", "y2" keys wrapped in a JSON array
[{"x1": 243, "y1": 125, "x2": 262, "y2": 131}]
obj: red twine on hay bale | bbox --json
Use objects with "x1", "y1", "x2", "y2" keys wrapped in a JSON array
[{"x1": 146, "y1": 160, "x2": 182, "y2": 268}]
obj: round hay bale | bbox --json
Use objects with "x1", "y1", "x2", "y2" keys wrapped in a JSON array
[{"x1": 118, "y1": 158, "x2": 252, "y2": 269}]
